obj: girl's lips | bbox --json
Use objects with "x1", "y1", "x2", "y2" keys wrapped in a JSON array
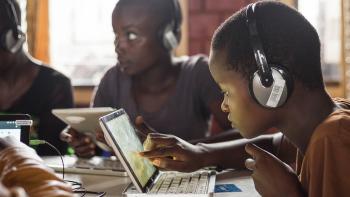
[
  {"x1": 227, "y1": 114, "x2": 237, "y2": 127},
  {"x1": 117, "y1": 58, "x2": 131, "y2": 67},
  {"x1": 227, "y1": 114, "x2": 232, "y2": 122}
]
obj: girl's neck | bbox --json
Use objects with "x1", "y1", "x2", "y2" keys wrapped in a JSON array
[
  {"x1": 0, "y1": 52, "x2": 30, "y2": 77},
  {"x1": 132, "y1": 57, "x2": 180, "y2": 93},
  {"x1": 280, "y1": 90, "x2": 335, "y2": 155}
]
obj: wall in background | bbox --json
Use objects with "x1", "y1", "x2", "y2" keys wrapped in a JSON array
[
  {"x1": 187, "y1": 0, "x2": 345, "y2": 98},
  {"x1": 188, "y1": 0, "x2": 254, "y2": 55}
]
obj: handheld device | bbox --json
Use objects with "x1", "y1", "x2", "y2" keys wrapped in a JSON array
[{"x1": 52, "y1": 107, "x2": 115, "y2": 151}]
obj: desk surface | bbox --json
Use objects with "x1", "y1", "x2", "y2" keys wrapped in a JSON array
[{"x1": 61, "y1": 170, "x2": 259, "y2": 197}]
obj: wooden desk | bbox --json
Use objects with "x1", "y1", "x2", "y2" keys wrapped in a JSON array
[{"x1": 62, "y1": 170, "x2": 259, "y2": 196}]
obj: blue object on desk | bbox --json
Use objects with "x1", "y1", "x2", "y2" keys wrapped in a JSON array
[
  {"x1": 102, "y1": 150, "x2": 112, "y2": 157},
  {"x1": 215, "y1": 184, "x2": 242, "y2": 193}
]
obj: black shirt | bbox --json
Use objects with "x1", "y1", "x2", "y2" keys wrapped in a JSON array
[
  {"x1": 3, "y1": 65, "x2": 74, "y2": 155},
  {"x1": 93, "y1": 55, "x2": 223, "y2": 140}
]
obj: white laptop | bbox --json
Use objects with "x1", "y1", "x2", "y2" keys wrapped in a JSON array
[{"x1": 99, "y1": 109, "x2": 216, "y2": 196}]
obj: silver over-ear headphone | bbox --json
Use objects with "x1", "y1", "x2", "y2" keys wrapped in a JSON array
[
  {"x1": 161, "y1": 0, "x2": 182, "y2": 51},
  {"x1": 246, "y1": 3, "x2": 293, "y2": 108},
  {"x1": 1, "y1": 0, "x2": 26, "y2": 53}
]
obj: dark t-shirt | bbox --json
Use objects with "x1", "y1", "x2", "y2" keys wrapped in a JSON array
[
  {"x1": 92, "y1": 55, "x2": 223, "y2": 140},
  {"x1": 3, "y1": 65, "x2": 74, "y2": 155}
]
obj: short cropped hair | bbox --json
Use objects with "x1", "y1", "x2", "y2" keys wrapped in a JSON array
[
  {"x1": 0, "y1": 0, "x2": 21, "y2": 29},
  {"x1": 211, "y1": 1, "x2": 324, "y2": 90},
  {"x1": 116, "y1": 0, "x2": 182, "y2": 39}
]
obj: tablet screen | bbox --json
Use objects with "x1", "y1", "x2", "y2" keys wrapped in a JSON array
[{"x1": 104, "y1": 112, "x2": 156, "y2": 187}]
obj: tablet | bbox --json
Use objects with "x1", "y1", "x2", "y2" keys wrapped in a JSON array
[
  {"x1": 52, "y1": 107, "x2": 115, "y2": 150},
  {"x1": 99, "y1": 109, "x2": 157, "y2": 191},
  {"x1": 0, "y1": 114, "x2": 31, "y2": 145}
]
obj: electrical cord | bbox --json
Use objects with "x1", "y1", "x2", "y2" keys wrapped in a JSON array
[
  {"x1": 30, "y1": 139, "x2": 65, "y2": 179},
  {"x1": 30, "y1": 139, "x2": 106, "y2": 197},
  {"x1": 64, "y1": 180, "x2": 106, "y2": 197}
]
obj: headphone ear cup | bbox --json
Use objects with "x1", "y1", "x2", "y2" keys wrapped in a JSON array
[
  {"x1": 1, "y1": 28, "x2": 25, "y2": 53},
  {"x1": 1, "y1": 29, "x2": 15, "y2": 51},
  {"x1": 249, "y1": 66, "x2": 292, "y2": 108},
  {"x1": 161, "y1": 23, "x2": 178, "y2": 51}
]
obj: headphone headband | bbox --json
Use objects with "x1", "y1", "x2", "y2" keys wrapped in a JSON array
[
  {"x1": 161, "y1": 0, "x2": 182, "y2": 51},
  {"x1": 172, "y1": 0, "x2": 181, "y2": 34},
  {"x1": 246, "y1": 3, "x2": 273, "y2": 87},
  {"x1": 4, "y1": 0, "x2": 20, "y2": 37}
]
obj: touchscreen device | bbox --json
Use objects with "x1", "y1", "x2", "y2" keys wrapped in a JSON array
[
  {"x1": 99, "y1": 109, "x2": 157, "y2": 192},
  {"x1": 52, "y1": 107, "x2": 115, "y2": 150}
]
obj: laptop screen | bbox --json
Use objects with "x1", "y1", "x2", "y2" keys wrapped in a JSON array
[
  {"x1": 103, "y1": 111, "x2": 156, "y2": 187},
  {"x1": 0, "y1": 121, "x2": 21, "y2": 140},
  {"x1": 0, "y1": 114, "x2": 31, "y2": 145}
]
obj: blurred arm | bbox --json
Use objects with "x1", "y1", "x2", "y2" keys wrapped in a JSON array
[{"x1": 0, "y1": 137, "x2": 74, "y2": 196}]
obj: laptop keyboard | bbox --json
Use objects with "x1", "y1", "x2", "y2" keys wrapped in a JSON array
[{"x1": 150, "y1": 171, "x2": 209, "y2": 194}]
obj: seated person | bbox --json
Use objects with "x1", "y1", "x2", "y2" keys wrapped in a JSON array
[
  {"x1": 0, "y1": 0, "x2": 74, "y2": 155},
  {"x1": 139, "y1": 1, "x2": 350, "y2": 197},
  {"x1": 61, "y1": 0, "x2": 238, "y2": 158},
  {"x1": 0, "y1": 136, "x2": 73, "y2": 196}
]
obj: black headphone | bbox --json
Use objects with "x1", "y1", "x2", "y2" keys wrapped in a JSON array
[
  {"x1": 246, "y1": 3, "x2": 293, "y2": 108},
  {"x1": 0, "y1": 0, "x2": 26, "y2": 53},
  {"x1": 160, "y1": 0, "x2": 182, "y2": 51}
]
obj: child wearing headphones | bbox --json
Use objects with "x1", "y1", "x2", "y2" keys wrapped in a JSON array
[
  {"x1": 61, "y1": 0, "x2": 240, "y2": 158},
  {"x1": 139, "y1": 1, "x2": 350, "y2": 196},
  {"x1": 0, "y1": 0, "x2": 74, "y2": 156}
]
